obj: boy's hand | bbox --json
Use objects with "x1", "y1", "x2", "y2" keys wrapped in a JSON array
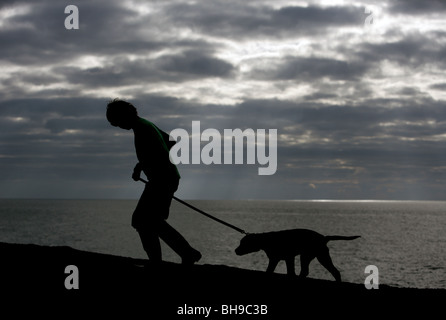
[
  {"x1": 132, "y1": 163, "x2": 142, "y2": 181},
  {"x1": 132, "y1": 171, "x2": 141, "y2": 181}
]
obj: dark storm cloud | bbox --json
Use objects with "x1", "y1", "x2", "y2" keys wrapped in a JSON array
[
  {"x1": 1, "y1": 0, "x2": 446, "y2": 199},
  {"x1": 430, "y1": 83, "x2": 446, "y2": 90},
  {"x1": 246, "y1": 32, "x2": 445, "y2": 84},
  {"x1": 0, "y1": 97, "x2": 106, "y2": 118},
  {"x1": 102, "y1": 94, "x2": 446, "y2": 144},
  {"x1": 354, "y1": 34, "x2": 446, "y2": 68},
  {"x1": 190, "y1": 98, "x2": 446, "y2": 200},
  {"x1": 116, "y1": 95, "x2": 446, "y2": 149},
  {"x1": 0, "y1": 0, "x2": 218, "y2": 66},
  {"x1": 0, "y1": 1, "x2": 132, "y2": 64},
  {"x1": 54, "y1": 50, "x2": 235, "y2": 88},
  {"x1": 389, "y1": 0, "x2": 446, "y2": 15},
  {"x1": 157, "y1": 50, "x2": 234, "y2": 77},
  {"x1": 245, "y1": 99, "x2": 445, "y2": 143},
  {"x1": 249, "y1": 57, "x2": 370, "y2": 81},
  {"x1": 2, "y1": 93, "x2": 446, "y2": 199},
  {"x1": 164, "y1": 2, "x2": 365, "y2": 39},
  {"x1": 0, "y1": 97, "x2": 135, "y2": 193},
  {"x1": 0, "y1": 0, "x2": 17, "y2": 8}
]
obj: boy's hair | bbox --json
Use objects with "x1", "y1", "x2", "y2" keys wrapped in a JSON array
[{"x1": 106, "y1": 98, "x2": 138, "y2": 125}]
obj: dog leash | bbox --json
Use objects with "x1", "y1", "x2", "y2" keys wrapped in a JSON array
[{"x1": 138, "y1": 178, "x2": 247, "y2": 235}]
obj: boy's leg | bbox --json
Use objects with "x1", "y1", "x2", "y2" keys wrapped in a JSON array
[
  {"x1": 158, "y1": 221, "x2": 201, "y2": 264},
  {"x1": 137, "y1": 225, "x2": 162, "y2": 263},
  {"x1": 132, "y1": 182, "x2": 165, "y2": 263},
  {"x1": 133, "y1": 179, "x2": 200, "y2": 264}
]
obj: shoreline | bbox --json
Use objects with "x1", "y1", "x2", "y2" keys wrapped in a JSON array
[{"x1": 2, "y1": 242, "x2": 445, "y2": 317}]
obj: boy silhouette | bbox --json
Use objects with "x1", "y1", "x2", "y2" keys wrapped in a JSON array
[{"x1": 106, "y1": 98, "x2": 201, "y2": 265}]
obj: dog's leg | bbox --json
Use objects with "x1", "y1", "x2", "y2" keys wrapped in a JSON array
[
  {"x1": 317, "y1": 249, "x2": 341, "y2": 282},
  {"x1": 298, "y1": 254, "x2": 314, "y2": 279},
  {"x1": 285, "y1": 257, "x2": 296, "y2": 276},
  {"x1": 266, "y1": 258, "x2": 279, "y2": 274}
]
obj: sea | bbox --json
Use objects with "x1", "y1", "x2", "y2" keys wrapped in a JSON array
[{"x1": 1, "y1": 199, "x2": 445, "y2": 289}]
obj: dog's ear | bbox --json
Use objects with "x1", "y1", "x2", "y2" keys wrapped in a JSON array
[{"x1": 240, "y1": 233, "x2": 257, "y2": 245}]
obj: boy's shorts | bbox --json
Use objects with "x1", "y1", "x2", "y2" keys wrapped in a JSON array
[{"x1": 132, "y1": 179, "x2": 179, "y2": 229}]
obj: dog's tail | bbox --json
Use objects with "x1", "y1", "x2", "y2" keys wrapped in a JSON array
[{"x1": 325, "y1": 235, "x2": 360, "y2": 242}]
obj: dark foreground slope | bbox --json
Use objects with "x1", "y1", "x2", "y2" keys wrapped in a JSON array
[{"x1": 1, "y1": 242, "x2": 444, "y2": 318}]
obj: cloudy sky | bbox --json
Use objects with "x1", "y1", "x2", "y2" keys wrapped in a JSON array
[{"x1": 1, "y1": 0, "x2": 446, "y2": 200}]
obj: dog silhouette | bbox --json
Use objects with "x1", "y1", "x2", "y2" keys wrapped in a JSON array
[{"x1": 235, "y1": 229, "x2": 360, "y2": 281}]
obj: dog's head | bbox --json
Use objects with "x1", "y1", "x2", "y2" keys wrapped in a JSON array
[{"x1": 235, "y1": 234, "x2": 262, "y2": 256}]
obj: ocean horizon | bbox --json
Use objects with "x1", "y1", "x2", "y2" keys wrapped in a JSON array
[{"x1": 1, "y1": 198, "x2": 445, "y2": 289}]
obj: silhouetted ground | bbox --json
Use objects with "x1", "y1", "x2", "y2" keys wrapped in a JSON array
[{"x1": 1, "y1": 242, "x2": 444, "y2": 318}]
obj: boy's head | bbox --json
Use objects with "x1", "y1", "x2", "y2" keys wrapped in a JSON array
[{"x1": 106, "y1": 98, "x2": 138, "y2": 129}]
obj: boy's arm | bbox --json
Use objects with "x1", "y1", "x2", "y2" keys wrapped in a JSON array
[{"x1": 132, "y1": 120, "x2": 174, "y2": 181}]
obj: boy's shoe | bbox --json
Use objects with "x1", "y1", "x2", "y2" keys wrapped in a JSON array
[{"x1": 182, "y1": 248, "x2": 202, "y2": 265}]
